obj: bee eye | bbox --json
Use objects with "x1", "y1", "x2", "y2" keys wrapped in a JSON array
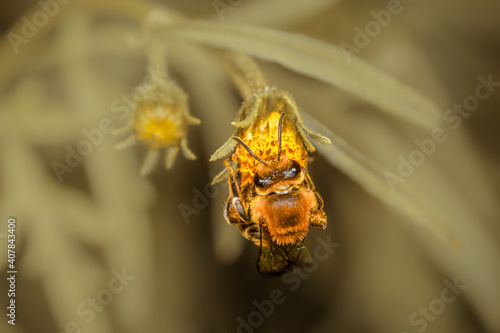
[
  {"x1": 254, "y1": 160, "x2": 302, "y2": 188},
  {"x1": 283, "y1": 160, "x2": 301, "y2": 179},
  {"x1": 254, "y1": 173, "x2": 272, "y2": 188}
]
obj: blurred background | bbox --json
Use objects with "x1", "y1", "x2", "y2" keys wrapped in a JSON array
[{"x1": 0, "y1": 0, "x2": 499, "y2": 332}]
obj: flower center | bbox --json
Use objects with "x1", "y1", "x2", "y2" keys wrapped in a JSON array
[{"x1": 134, "y1": 103, "x2": 187, "y2": 150}]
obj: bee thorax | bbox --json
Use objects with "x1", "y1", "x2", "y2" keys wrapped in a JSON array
[{"x1": 254, "y1": 190, "x2": 316, "y2": 245}]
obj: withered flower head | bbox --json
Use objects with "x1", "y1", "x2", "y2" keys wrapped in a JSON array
[{"x1": 114, "y1": 78, "x2": 200, "y2": 175}]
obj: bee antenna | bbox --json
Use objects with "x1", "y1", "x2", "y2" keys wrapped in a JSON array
[
  {"x1": 277, "y1": 113, "x2": 285, "y2": 161},
  {"x1": 232, "y1": 136, "x2": 268, "y2": 166}
]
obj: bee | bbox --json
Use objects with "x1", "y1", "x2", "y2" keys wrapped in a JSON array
[{"x1": 212, "y1": 87, "x2": 330, "y2": 275}]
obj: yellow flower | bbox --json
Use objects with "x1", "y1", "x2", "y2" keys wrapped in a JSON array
[
  {"x1": 114, "y1": 79, "x2": 200, "y2": 175},
  {"x1": 134, "y1": 102, "x2": 189, "y2": 150}
]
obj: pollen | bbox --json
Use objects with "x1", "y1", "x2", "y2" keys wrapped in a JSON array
[
  {"x1": 134, "y1": 102, "x2": 187, "y2": 150},
  {"x1": 234, "y1": 111, "x2": 307, "y2": 186}
]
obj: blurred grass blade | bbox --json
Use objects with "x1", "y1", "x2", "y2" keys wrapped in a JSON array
[
  {"x1": 209, "y1": 0, "x2": 340, "y2": 29},
  {"x1": 300, "y1": 111, "x2": 454, "y2": 244},
  {"x1": 163, "y1": 21, "x2": 440, "y2": 129},
  {"x1": 301, "y1": 112, "x2": 500, "y2": 330}
]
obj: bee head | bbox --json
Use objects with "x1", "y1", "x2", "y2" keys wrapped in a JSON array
[{"x1": 253, "y1": 155, "x2": 302, "y2": 190}]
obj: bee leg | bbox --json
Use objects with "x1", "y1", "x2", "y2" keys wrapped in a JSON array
[
  {"x1": 221, "y1": 160, "x2": 261, "y2": 243},
  {"x1": 309, "y1": 209, "x2": 327, "y2": 230},
  {"x1": 240, "y1": 223, "x2": 261, "y2": 244},
  {"x1": 224, "y1": 160, "x2": 248, "y2": 221},
  {"x1": 223, "y1": 192, "x2": 248, "y2": 225},
  {"x1": 310, "y1": 191, "x2": 327, "y2": 229},
  {"x1": 223, "y1": 193, "x2": 260, "y2": 244}
]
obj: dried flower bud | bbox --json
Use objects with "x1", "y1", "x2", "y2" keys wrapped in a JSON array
[{"x1": 114, "y1": 79, "x2": 200, "y2": 175}]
